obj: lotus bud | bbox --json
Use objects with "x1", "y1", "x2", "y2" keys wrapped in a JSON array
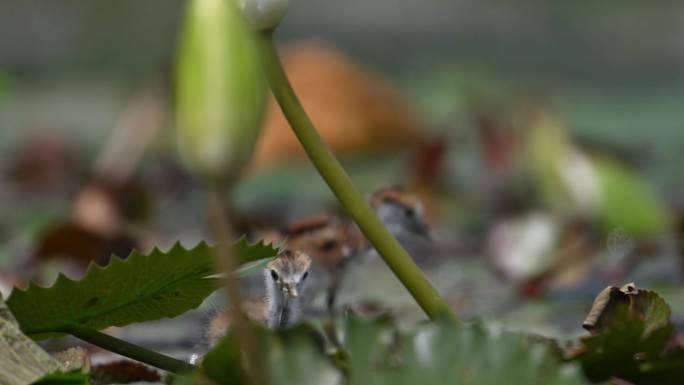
[
  {"x1": 238, "y1": 0, "x2": 292, "y2": 31},
  {"x1": 175, "y1": 0, "x2": 266, "y2": 188}
]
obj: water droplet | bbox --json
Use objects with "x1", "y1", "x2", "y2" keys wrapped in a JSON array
[
  {"x1": 607, "y1": 228, "x2": 635, "y2": 262},
  {"x1": 189, "y1": 353, "x2": 200, "y2": 365}
]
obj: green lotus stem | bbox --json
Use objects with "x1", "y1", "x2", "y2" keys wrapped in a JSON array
[
  {"x1": 64, "y1": 325, "x2": 196, "y2": 375},
  {"x1": 255, "y1": 31, "x2": 459, "y2": 324}
]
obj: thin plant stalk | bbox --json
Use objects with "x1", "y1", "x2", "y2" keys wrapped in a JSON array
[
  {"x1": 208, "y1": 190, "x2": 269, "y2": 385},
  {"x1": 255, "y1": 31, "x2": 459, "y2": 324},
  {"x1": 64, "y1": 325, "x2": 196, "y2": 375}
]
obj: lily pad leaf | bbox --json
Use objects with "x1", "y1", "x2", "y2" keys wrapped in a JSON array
[
  {"x1": 347, "y1": 316, "x2": 586, "y2": 385},
  {"x1": 578, "y1": 317, "x2": 677, "y2": 383},
  {"x1": 202, "y1": 322, "x2": 339, "y2": 385},
  {"x1": 632, "y1": 289, "x2": 671, "y2": 337},
  {"x1": 582, "y1": 284, "x2": 671, "y2": 338},
  {"x1": 201, "y1": 315, "x2": 584, "y2": 385},
  {"x1": 575, "y1": 285, "x2": 680, "y2": 384},
  {"x1": 7, "y1": 237, "x2": 280, "y2": 338}
]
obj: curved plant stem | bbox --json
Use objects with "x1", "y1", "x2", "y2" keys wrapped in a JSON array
[
  {"x1": 64, "y1": 325, "x2": 196, "y2": 375},
  {"x1": 255, "y1": 31, "x2": 459, "y2": 324}
]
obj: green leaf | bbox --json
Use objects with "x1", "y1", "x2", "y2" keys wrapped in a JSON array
[
  {"x1": 200, "y1": 328, "x2": 247, "y2": 385},
  {"x1": 0, "y1": 72, "x2": 8, "y2": 104},
  {"x1": 0, "y1": 294, "x2": 63, "y2": 385},
  {"x1": 232, "y1": 258, "x2": 275, "y2": 278},
  {"x1": 7, "y1": 237, "x2": 280, "y2": 338},
  {"x1": 32, "y1": 369, "x2": 89, "y2": 385},
  {"x1": 232, "y1": 240, "x2": 285, "y2": 278},
  {"x1": 346, "y1": 315, "x2": 393, "y2": 385},
  {"x1": 201, "y1": 322, "x2": 339, "y2": 385},
  {"x1": 579, "y1": 318, "x2": 677, "y2": 383},
  {"x1": 346, "y1": 316, "x2": 586, "y2": 385},
  {"x1": 201, "y1": 315, "x2": 585, "y2": 385},
  {"x1": 576, "y1": 288, "x2": 681, "y2": 384},
  {"x1": 594, "y1": 156, "x2": 671, "y2": 236},
  {"x1": 633, "y1": 290, "x2": 671, "y2": 337}
]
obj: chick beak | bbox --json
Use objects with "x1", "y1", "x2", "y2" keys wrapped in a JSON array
[{"x1": 286, "y1": 284, "x2": 298, "y2": 298}]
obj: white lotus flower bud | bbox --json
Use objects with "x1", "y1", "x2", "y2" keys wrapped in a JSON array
[{"x1": 238, "y1": 0, "x2": 292, "y2": 31}]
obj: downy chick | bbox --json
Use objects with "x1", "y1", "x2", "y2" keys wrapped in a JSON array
[
  {"x1": 203, "y1": 249, "x2": 311, "y2": 349},
  {"x1": 283, "y1": 214, "x2": 364, "y2": 311}
]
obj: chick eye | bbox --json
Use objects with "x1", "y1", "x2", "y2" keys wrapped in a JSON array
[
  {"x1": 404, "y1": 208, "x2": 415, "y2": 218},
  {"x1": 302, "y1": 271, "x2": 309, "y2": 280},
  {"x1": 270, "y1": 270, "x2": 279, "y2": 281},
  {"x1": 321, "y1": 239, "x2": 337, "y2": 252}
]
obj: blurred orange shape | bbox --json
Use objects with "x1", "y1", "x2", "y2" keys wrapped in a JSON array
[{"x1": 249, "y1": 39, "x2": 425, "y2": 171}]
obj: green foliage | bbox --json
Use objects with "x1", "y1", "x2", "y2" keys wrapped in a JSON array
[
  {"x1": 201, "y1": 322, "x2": 339, "y2": 385},
  {"x1": 0, "y1": 295, "x2": 64, "y2": 385},
  {"x1": 32, "y1": 369, "x2": 90, "y2": 385},
  {"x1": 634, "y1": 290, "x2": 672, "y2": 336},
  {"x1": 7, "y1": 237, "x2": 280, "y2": 338},
  {"x1": 346, "y1": 316, "x2": 585, "y2": 385},
  {"x1": 594, "y1": 156, "x2": 671, "y2": 236},
  {"x1": 200, "y1": 316, "x2": 586, "y2": 385},
  {"x1": 574, "y1": 289, "x2": 684, "y2": 384},
  {"x1": 0, "y1": 72, "x2": 8, "y2": 104},
  {"x1": 196, "y1": 284, "x2": 683, "y2": 385}
]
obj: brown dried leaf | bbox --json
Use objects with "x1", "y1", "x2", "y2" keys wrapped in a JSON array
[
  {"x1": 582, "y1": 284, "x2": 636, "y2": 334},
  {"x1": 249, "y1": 39, "x2": 426, "y2": 171},
  {"x1": 582, "y1": 283, "x2": 671, "y2": 339}
]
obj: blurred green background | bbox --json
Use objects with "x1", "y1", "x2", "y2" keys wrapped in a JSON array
[
  {"x1": 1, "y1": 1, "x2": 682, "y2": 190},
  {"x1": 1, "y1": 0, "x2": 683, "y2": 339}
]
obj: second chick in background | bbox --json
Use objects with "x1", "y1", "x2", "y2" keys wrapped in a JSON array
[{"x1": 367, "y1": 186, "x2": 436, "y2": 243}]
